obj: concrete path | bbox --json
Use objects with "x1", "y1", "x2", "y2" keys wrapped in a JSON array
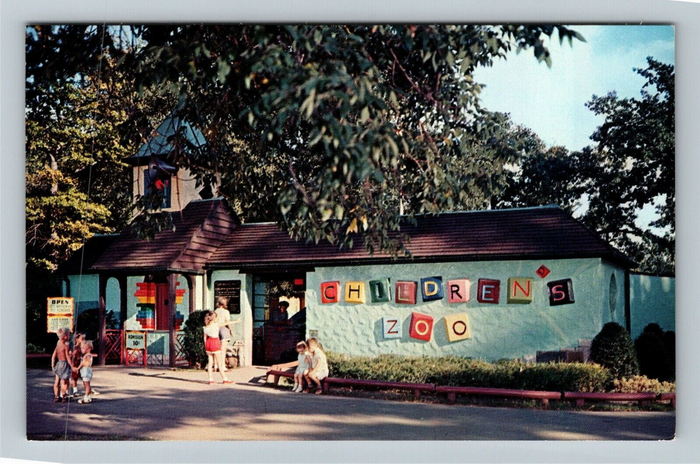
[{"x1": 26, "y1": 366, "x2": 674, "y2": 441}]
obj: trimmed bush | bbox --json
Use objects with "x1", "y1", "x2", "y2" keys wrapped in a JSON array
[
  {"x1": 183, "y1": 310, "x2": 208, "y2": 368},
  {"x1": 326, "y1": 352, "x2": 611, "y2": 392},
  {"x1": 612, "y1": 375, "x2": 675, "y2": 394},
  {"x1": 635, "y1": 323, "x2": 675, "y2": 381},
  {"x1": 590, "y1": 322, "x2": 639, "y2": 379}
]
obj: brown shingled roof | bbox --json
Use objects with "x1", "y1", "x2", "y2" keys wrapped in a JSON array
[
  {"x1": 90, "y1": 198, "x2": 237, "y2": 273},
  {"x1": 207, "y1": 206, "x2": 633, "y2": 269}
]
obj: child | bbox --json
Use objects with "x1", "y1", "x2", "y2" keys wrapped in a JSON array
[
  {"x1": 304, "y1": 338, "x2": 329, "y2": 395},
  {"x1": 74, "y1": 340, "x2": 96, "y2": 404},
  {"x1": 292, "y1": 341, "x2": 312, "y2": 393},
  {"x1": 203, "y1": 310, "x2": 232, "y2": 384},
  {"x1": 50, "y1": 328, "x2": 75, "y2": 402},
  {"x1": 69, "y1": 332, "x2": 85, "y2": 397}
]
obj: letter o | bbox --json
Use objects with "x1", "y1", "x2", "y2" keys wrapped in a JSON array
[
  {"x1": 452, "y1": 320, "x2": 467, "y2": 336},
  {"x1": 415, "y1": 320, "x2": 430, "y2": 336}
]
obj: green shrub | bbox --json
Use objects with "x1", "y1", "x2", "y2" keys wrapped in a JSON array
[
  {"x1": 326, "y1": 352, "x2": 611, "y2": 392},
  {"x1": 183, "y1": 310, "x2": 208, "y2": 368},
  {"x1": 612, "y1": 375, "x2": 675, "y2": 394},
  {"x1": 590, "y1": 322, "x2": 639, "y2": 379},
  {"x1": 26, "y1": 342, "x2": 46, "y2": 354},
  {"x1": 635, "y1": 323, "x2": 675, "y2": 381}
]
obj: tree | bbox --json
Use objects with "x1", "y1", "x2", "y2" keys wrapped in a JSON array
[
  {"x1": 590, "y1": 322, "x2": 639, "y2": 379},
  {"x1": 495, "y1": 130, "x2": 597, "y2": 215},
  {"x1": 583, "y1": 58, "x2": 674, "y2": 274},
  {"x1": 125, "y1": 24, "x2": 583, "y2": 254}
]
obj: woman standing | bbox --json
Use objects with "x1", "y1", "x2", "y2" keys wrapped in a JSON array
[{"x1": 203, "y1": 311, "x2": 232, "y2": 385}]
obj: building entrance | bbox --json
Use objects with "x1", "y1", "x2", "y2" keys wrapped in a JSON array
[{"x1": 251, "y1": 274, "x2": 306, "y2": 365}]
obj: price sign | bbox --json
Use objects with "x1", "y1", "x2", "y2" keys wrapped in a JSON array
[
  {"x1": 47, "y1": 315, "x2": 73, "y2": 334},
  {"x1": 126, "y1": 331, "x2": 146, "y2": 350}
]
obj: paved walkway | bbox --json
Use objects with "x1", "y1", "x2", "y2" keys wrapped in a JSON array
[{"x1": 26, "y1": 366, "x2": 674, "y2": 441}]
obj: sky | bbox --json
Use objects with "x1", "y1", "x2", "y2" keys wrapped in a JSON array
[{"x1": 473, "y1": 25, "x2": 675, "y2": 152}]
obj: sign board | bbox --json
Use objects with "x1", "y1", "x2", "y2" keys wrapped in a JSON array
[
  {"x1": 214, "y1": 280, "x2": 241, "y2": 314},
  {"x1": 125, "y1": 331, "x2": 146, "y2": 350},
  {"x1": 47, "y1": 315, "x2": 73, "y2": 334},
  {"x1": 47, "y1": 297, "x2": 74, "y2": 315},
  {"x1": 47, "y1": 297, "x2": 74, "y2": 333}
]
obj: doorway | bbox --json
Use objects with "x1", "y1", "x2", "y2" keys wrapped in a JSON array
[{"x1": 251, "y1": 273, "x2": 306, "y2": 365}]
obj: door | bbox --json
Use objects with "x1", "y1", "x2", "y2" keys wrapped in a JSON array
[
  {"x1": 155, "y1": 283, "x2": 170, "y2": 331},
  {"x1": 251, "y1": 274, "x2": 306, "y2": 365}
]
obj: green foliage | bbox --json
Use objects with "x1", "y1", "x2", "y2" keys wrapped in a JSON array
[
  {"x1": 590, "y1": 322, "x2": 639, "y2": 379},
  {"x1": 635, "y1": 323, "x2": 675, "y2": 381},
  {"x1": 612, "y1": 375, "x2": 675, "y2": 394},
  {"x1": 182, "y1": 310, "x2": 208, "y2": 368},
  {"x1": 26, "y1": 343, "x2": 47, "y2": 354},
  {"x1": 496, "y1": 58, "x2": 675, "y2": 275},
  {"x1": 327, "y1": 353, "x2": 610, "y2": 392},
  {"x1": 583, "y1": 58, "x2": 675, "y2": 274},
  {"x1": 127, "y1": 24, "x2": 583, "y2": 255}
]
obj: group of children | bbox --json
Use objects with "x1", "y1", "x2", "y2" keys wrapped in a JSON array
[
  {"x1": 291, "y1": 337, "x2": 328, "y2": 394},
  {"x1": 51, "y1": 328, "x2": 98, "y2": 404}
]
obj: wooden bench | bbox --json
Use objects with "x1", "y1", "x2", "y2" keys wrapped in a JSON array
[
  {"x1": 322, "y1": 377, "x2": 435, "y2": 400},
  {"x1": 435, "y1": 385, "x2": 561, "y2": 407},
  {"x1": 266, "y1": 369, "x2": 296, "y2": 385},
  {"x1": 562, "y1": 391, "x2": 658, "y2": 407}
]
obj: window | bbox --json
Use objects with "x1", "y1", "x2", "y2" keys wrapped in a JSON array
[
  {"x1": 143, "y1": 169, "x2": 171, "y2": 208},
  {"x1": 609, "y1": 274, "x2": 618, "y2": 315}
]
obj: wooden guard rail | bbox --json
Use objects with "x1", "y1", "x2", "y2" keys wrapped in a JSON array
[
  {"x1": 265, "y1": 368, "x2": 676, "y2": 408},
  {"x1": 435, "y1": 385, "x2": 560, "y2": 407}
]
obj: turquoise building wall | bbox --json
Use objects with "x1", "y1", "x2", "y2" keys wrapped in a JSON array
[
  {"x1": 629, "y1": 274, "x2": 675, "y2": 338},
  {"x1": 306, "y1": 258, "x2": 622, "y2": 361},
  {"x1": 66, "y1": 274, "x2": 100, "y2": 315},
  {"x1": 209, "y1": 270, "x2": 254, "y2": 366}
]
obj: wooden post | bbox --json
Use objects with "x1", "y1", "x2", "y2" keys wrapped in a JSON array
[
  {"x1": 118, "y1": 275, "x2": 128, "y2": 330},
  {"x1": 97, "y1": 275, "x2": 107, "y2": 366},
  {"x1": 168, "y1": 273, "x2": 178, "y2": 367}
]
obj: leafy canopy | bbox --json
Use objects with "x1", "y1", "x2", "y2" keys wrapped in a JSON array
[{"x1": 129, "y1": 24, "x2": 583, "y2": 253}]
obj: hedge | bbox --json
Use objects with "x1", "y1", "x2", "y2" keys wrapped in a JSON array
[{"x1": 326, "y1": 353, "x2": 611, "y2": 392}]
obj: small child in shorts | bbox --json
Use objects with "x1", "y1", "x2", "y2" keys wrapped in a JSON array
[
  {"x1": 51, "y1": 328, "x2": 74, "y2": 402},
  {"x1": 74, "y1": 340, "x2": 96, "y2": 404},
  {"x1": 69, "y1": 332, "x2": 85, "y2": 397},
  {"x1": 292, "y1": 341, "x2": 312, "y2": 393}
]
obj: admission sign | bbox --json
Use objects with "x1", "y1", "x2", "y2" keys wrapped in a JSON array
[{"x1": 46, "y1": 297, "x2": 74, "y2": 334}]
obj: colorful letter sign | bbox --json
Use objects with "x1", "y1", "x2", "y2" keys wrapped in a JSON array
[
  {"x1": 444, "y1": 313, "x2": 471, "y2": 342},
  {"x1": 477, "y1": 279, "x2": 500, "y2": 304},
  {"x1": 369, "y1": 279, "x2": 391, "y2": 303},
  {"x1": 344, "y1": 281, "x2": 366, "y2": 304},
  {"x1": 382, "y1": 316, "x2": 402, "y2": 339},
  {"x1": 447, "y1": 279, "x2": 470, "y2": 303},
  {"x1": 409, "y1": 312, "x2": 434, "y2": 341},
  {"x1": 547, "y1": 279, "x2": 575, "y2": 306},
  {"x1": 395, "y1": 281, "x2": 417, "y2": 304},
  {"x1": 507, "y1": 277, "x2": 533, "y2": 304},
  {"x1": 420, "y1": 276, "x2": 444, "y2": 302},
  {"x1": 320, "y1": 281, "x2": 340, "y2": 303}
]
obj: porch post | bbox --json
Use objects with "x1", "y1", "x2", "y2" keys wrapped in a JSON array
[
  {"x1": 168, "y1": 273, "x2": 178, "y2": 367},
  {"x1": 98, "y1": 274, "x2": 107, "y2": 366},
  {"x1": 118, "y1": 275, "x2": 128, "y2": 329}
]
